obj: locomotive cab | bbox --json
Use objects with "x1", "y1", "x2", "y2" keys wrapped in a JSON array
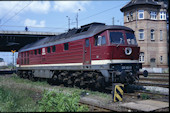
[{"x1": 94, "y1": 29, "x2": 142, "y2": 84}]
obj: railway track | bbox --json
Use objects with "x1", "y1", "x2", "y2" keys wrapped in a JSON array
[
  {"x1": 0, "y1": 69, "x2": 16, "y2": 75},
  {"x1": 79, "y1": 101, "x2": 112, "y2": 112},
  {"x1": 124, "y1": 90, "x2": 169, "y2": 102},
  {"x1": 138, "y1": 73, "x2": 169, "y2": 88}
]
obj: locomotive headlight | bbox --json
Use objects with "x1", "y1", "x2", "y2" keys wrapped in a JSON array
[{"x1": 125, "y1": 47, "x2": 132, "y2": 55}]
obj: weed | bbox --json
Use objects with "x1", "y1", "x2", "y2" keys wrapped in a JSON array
[
  {"x1": 0, "y1": 85, "x2": 39, "y2": 112},
  {"x1": 38, "y1": 90, "x2": 89, "y2": 112},
  {"x1": 141, "y1": 93, "x2": 150, "y2": 100}
]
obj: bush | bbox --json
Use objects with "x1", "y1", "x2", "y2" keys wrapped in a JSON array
[{"x1": 38, "y1": 90, "x2": 89, "y2": 112}]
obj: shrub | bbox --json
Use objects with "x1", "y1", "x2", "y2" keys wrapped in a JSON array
[{"x1": 38, "y1": 90, "x2": 89, "y2": 112}]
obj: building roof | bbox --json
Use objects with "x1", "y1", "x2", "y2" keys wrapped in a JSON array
[
  {"x1": 120, "y1": 0, "x2": 161, "y2": 12},
  {"x1": 19, "y1": 22, "x2": 134, "y2": 52}
]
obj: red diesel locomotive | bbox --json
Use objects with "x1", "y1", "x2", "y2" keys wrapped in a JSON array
[{"x1": 16, "y1": 22, "x2": 147, "y2": 90}]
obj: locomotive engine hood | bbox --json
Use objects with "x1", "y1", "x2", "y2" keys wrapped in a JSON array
[{"x1": 19, "y1": 22, "x2": 134, "y2": 52}]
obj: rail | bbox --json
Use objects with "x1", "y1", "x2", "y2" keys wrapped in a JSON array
[
  {"x1": 138, "y1": 73, "x2": 169, "y2": 88},
  {"x1": 0, "y1": 69, "x2": 16, "y2": 74}
]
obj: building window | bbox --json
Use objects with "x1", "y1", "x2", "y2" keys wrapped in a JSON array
[
  {"x1": 139, "y1": 52, "x2": 144, "y2": 62},
  {"x1": 64, "y1": 43, "x2": 69, "y2": 50},
  {"x1": 27, "y1": 52, "x2": 29, "y2": 57},
  {"x1": 160, "y1": 11, "x2": 166, "y2": 20},
  {"x1": 160, "y1": 56, "x2": 163, "y2": 63},
  {"x1": 30, "y1": 51, "x2": 33, "y2": 55},
  {"x1": 127, "y1": 12, "x2": 130, "y2": 22},
  {"x1": 34, "y1": 50, "x2": 37, "y2": 55},
  {"x1": 139, "y1": 29, "x2": 144, "y2": 40},
  {"x1": 47, "y1": 47, "x2": 51, "y2": 53},
  {"x1": 52, "y1": 45, "x2": 56, "y2": 52},
  {"x1": 150, "y1": 11, "x2": 157, "y2": 20},
  {"x1": 160, "y1": 30, "x2": 163, "y2": 41},
  {"x1": 38, "y1": 49, "x2": 41, "y2": 54},
  {"x1": 130, "y1": 11, "x2": 133, "y2": 21},
  {"x1": 150, "y1": 58, "x2": 156, "y2": 63},
  {"x1": 138, "y1": 10, "x2": 144, "y2": 19},
  {"x1": 151, "y1": 29, "x2": 155, "y2": 41}
]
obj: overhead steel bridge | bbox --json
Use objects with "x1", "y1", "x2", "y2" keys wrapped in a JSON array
[{"x1": 0, "y1": 31, "x2": 61, "y2": 52}]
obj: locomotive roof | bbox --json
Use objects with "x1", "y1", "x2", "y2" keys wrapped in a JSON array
[{"x1": 19, "y1": 22, "x2": 134, "y2": 52}]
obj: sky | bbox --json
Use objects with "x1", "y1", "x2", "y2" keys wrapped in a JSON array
[{"x1": 0, "y1": 0, "x2": 130, "y2": 64}]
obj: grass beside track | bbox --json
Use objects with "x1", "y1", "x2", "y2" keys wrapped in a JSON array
[
  {"x1": 0, "y1": 85, "x2": 39, "y2": 112},
  {"x1": 0, "y1": 74, "x2": 111, "y2": 112},
  {"x1": 10, "y1": 74, "x2": 110, "y2": 98}
]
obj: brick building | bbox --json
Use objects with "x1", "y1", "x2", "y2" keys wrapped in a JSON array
[{"x1": 120, "y1": 0, "x2": 169, "y2": 73}]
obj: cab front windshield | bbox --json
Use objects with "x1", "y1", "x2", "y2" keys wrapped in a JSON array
[{"x1": 110, "y1": 32, "x2": 124, "y2": 44}]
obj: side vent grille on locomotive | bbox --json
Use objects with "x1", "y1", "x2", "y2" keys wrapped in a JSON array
[{"x1": 75, "y1": 27, "x2": 90, "y2": 34}]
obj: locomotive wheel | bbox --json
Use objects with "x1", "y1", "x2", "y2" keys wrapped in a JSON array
[
  {"x1": 47, "y1": 71, "x2": 106, "y2": 92},
  {"x1": 72, "y1": 72, "x2": 83, "y2": 87},
  {"x1": 63, "y1": 78, "x2": 69, "y2": 87},
  {"x1": 67, "y1": 79, "x2": 73, "y2": 87},
  {"x1": 48, "y1": 74, "x2": 59, "y2": 85},
  {"x1": 17, "y1": 71, "x2": 23, "y2": 78},
  {"x1": 22, "y1": 71, "x2": 28, "y2": 79},
  {"x1": 74, "y1": 79, "x2": 80, "y2": 87},
  {"x1": 58, "y1": 71, "x2": 69, "y2": 84},
  {"x1": 28, "y1": 73, "x2": 35, "y2": 81},
  {"x1": 95, "y1": 76, "x2": 105, "y2": 91}
]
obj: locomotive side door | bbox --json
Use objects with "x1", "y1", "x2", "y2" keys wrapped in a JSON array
[{"x1": 83, "y1": 38, "x2": 91, "y2": 65}]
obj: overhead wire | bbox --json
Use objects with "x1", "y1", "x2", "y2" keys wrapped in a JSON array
[
  {"x1": 69, "y1": 1, "x2": 129, "y2": 27},
  {"x1": 0, "y1": 1, "x2": 129, "y2": 32},
  {"x1": 0, "y1": 1, "x2": 33, "y2": 28},
  {"x1": 0, "y1": 2, "x2": 21, "y2": 23}
]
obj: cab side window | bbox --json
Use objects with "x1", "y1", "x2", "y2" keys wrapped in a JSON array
[
  {"x1": 85, "y1": 39, "x2": 89, "y2": 47},
  {"x1": 94, "y1": 35, "x2": 106, "y2": 46},
  {"x1": 101, "y1": 36, "x2": 106, "y2": 45}
]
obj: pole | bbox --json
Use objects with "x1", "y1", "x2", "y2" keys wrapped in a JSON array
[
  {"x1": 76, "y1": 9, "x2": 81, "y2": 28},
  {"x1": 68, "y1": 18, "x2": 70, "y2": 30},
  {"x1": 66, "y1": 16, "x2": 70, "y2": 30},
  {"x1": 13, "y1": 52, "x2": 14, "y2": 69},
  {"x1": 11, "y1": 50, "x2": 16, "y2": 70},
  {"x1": 76, "y1": 13, "x2": 78, "y2": 28},
  {"x1": 112, "y1": 17, "x2": 114, "y2": 25},
  {"x1": 112, "y1": 71, "x2": 114, "y2": 102}
]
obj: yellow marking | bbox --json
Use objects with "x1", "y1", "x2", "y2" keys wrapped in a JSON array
[
  {"x1": 114, "y1": 93, "x2": 123, "y2": 101},
  {"x1": 113, "y1": 84, "x2": 124, "y2": 102},
  {"x1": 11, "y1": 50, "x2": 16, "y2": 53},
  {"x1": 116, "y1": 86, "x2": 124, "y2": 95}
]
